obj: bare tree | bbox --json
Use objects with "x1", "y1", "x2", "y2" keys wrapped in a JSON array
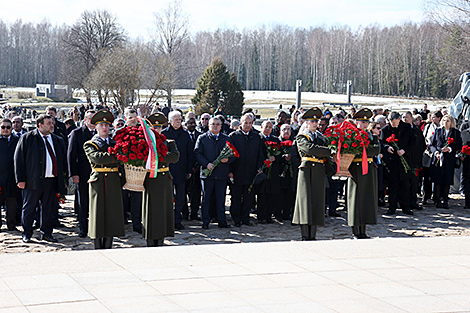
[
  {"x1": 152, "y1": 0, "x2": 189, "y2": 107},
  {"x1": 60, "y1": 9, "x2": 126, "y2": 102}
]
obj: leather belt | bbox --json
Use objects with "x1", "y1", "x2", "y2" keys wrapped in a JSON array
[
  {"x1": 93, "y1": 167, "x2": 119, "y2": 173},
  {"x1": 352, "y1": 158, "x2": 373, "y2": 162},
  {"x1": 147, "y1": 167, "x2": 170, "y2": 173},
  {"x1": 301, "y1": 157, "x2": 325, "y2": 164}
]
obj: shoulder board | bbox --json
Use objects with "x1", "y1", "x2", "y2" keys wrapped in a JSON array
[
  {"x1": 85, "y1": 140, "x2": 100, "y2": 151},
  {"x1": 297, "y1": 133, "x2": 311, "y2": 141}
]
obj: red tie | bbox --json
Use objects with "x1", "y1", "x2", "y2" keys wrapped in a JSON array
[{"x1": 44, "y1": 136, "x2": 58, "y2": 177}]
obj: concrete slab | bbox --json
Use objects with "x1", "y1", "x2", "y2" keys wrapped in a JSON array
[{"x1": 0, "y1": 237, "x2": 469, "y2": 312}]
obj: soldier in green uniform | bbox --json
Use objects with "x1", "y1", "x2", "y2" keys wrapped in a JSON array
[
  {"x1": 292, "y1": 107, "x2": 332, "y2": 240},
  {"x1": 348, "y1": 108, "x2": 380, "y2": 239},
  {"x1": 84, "y1": 110, "x2": 125, "y2": 249},
  {"x1": 142, "y1": 113, "x2": 180, "y2": 247}
]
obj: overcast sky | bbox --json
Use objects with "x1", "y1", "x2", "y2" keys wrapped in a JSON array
[{"x1": 3, "y1": 0, "x2": 426, "y2": 39}]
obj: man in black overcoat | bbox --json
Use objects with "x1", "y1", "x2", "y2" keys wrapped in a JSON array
[
  {"x1": 229, "y1": 114, "x2": 264, "y2": 226},
  {"x1": 403, "y1": 112, "x2": 426, "y2": 210},
  {"x1": 14, "y1": 114, "x2": 67, "y2": 243},
  {"x1": 67, "y1": 110, "x2": 96, "y2": 237},
  {"x1": 163, "y1": 111, "x2": 194, "y2": 230},
  {"x1": 0, "y1": 118, "x2": 20, "y2": 231},
  {"x1": 185, "y1": 117, "x2": 202, "y2": 220},
  {"x1": 381, "y1": 111, "x2": 414, "y2": 216}
]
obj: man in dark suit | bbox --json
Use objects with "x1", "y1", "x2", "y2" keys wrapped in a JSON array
[
  {"x1": 14, "y1": 114, "x2": 67, "y2": 243},
  {"x1": 185, "y1": 117, "x2": 202, "y2": 220},
  {"x1": 381, "y1": 111, "x2": 414, "y2": 216},
  {"x1": 0, "y1": 119, "x2": 20, "y2": 231},
  {"x1": 67, "y1": 110, "x2": 96, "y2": 237},
  {"x1": 403, "y1": 112, "x2": 426, "y2": 211},
  {"x1": 11, "y1": 116, "x2": 27, "y2": 225},
  {"x1": 195, "y1": 117, "x2": 233, "y2": 229},
  {"x1": 229, "y1": 114, "x2": 264, "y2": 227},
  {"x1": 163, "y1": 111, "x2": 194, "y2": 230}
]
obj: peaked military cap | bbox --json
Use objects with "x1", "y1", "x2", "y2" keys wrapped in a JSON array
[
  {"x1": 353, "y1": 108, "x2": 373, "y2": 121},
  {"x1": 91, "y1": 109, "x2": 114, "y2": 125},
  {"x1": 147, "y1": 112, "x2": 167, "y2": 126},
  {"x1": 302, "y1": 107, "x2": 323, "y2": 121}
]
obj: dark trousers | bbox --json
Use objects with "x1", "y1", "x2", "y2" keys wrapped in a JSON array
[
  {"x1": 184, "y1": 173, "x2": 202, "y2": 219},
  {"x1": 421, "y1": 167, "x2": 433, "y2": 200},
  {"x1": 0, "y1": 197, "x2": 17, "y2": 229},
  {"x1": 277, "y1": 188, "x2": 295, "y2": 220},
  {"x1": 257, "y1": 190, "x2": 277, "y2": 221},
  {"x1": 230, "y1": 184, "x2": 254, "y2": 223},
  {"x1": 122, "y1": 189, "x2": 142, "y2": 229},
  {"x1": 22, "y1": 178, "x2": 57, "y2": 238},
  {"x1": 76, "y1": 180, "x2": 90, "y2": 233},
  {"x1": 434, "y1": 184, "x2": 450, "y2": 202},
  {"x1": 326, "y1": 177, "x2": 340, "y2": 214},
  {"x1": 201, "y1": 179, "x2": 227, "y2": 224},
  {"x1": 173, "y1": 182, "x2": 186, "y2": 224},
  {"x1": 409, "y1": 174, "x2": 419, "y2": 209},
  {"x1": 462, "y1": 175, "x2": 470, "y2": 207},
  {"x1": 388, "y1": 179, "x2": 410, "y2": 210}
]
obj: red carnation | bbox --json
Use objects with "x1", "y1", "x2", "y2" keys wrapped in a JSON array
[
  {"x1": 108, "y1": 147, "x2": 114, "y2": 154},
  {"x1": 343, "y1": 143, "x2": 349, "y2": 148},
  {"x1": 131, "y1": 140, "x2": 138, "y2": 145},
  {"x1": 122, "y1": 148, "x2": 129, "y2": 154},
  {"x1": 129, "y1": 153, "x2": 137, "y2": 160},
  {"x1": 347, "y1": 135, "x2": 351, "y2": 139},
  {"x1": 121, "y1": 155, "x2": 128, "y2": 163},
  {"x1": 352, "y1": 142, "x2": 358, "y2": 148},
  {"x1": 331, "y1": 140, "x2": 336, "y2": 145},
  {"x1": 264, "y1": 160, "x2": 272, "y2": 168},
  {"x1": 137, "y1": 144, "x2": 144, "y2": 151},
  {"x1": 137, "y1": 153, "x2": 144, "y2": 160},
  {"x1": 123, "y1": 135, "x2": 129, "y2": 140},
  {"x1": 447, "y1": 138, "x2": 454, "y2": 145}
]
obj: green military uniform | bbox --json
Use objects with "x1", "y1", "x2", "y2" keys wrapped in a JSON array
[
  {"x1": 347, "y1": 108, "x2": 380, "y2": 238},
  {"x1": 292, "y1": 107, "x2": 331, "y2": 240},
  {"x1": 84, "y1": 110, "x2": 124, "y2": 248},
  {"x1": 142, "y1": 113, "x2": 180, "y2": 247}
]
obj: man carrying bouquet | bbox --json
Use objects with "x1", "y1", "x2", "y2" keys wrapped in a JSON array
[
  {"x1": 195, "y1": 117, "x2": 234, "y2": 229},
  {"x1": 380, "y1": 111, "x2": 414, "y2": 216}
]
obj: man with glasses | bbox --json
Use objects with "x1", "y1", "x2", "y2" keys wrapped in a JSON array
[
  {"x1": 67, "y1": 110, "x2": 96, "y2": 237},
  {"x1": 0, "y1": 119, "x2": 20, "y2": 231},
  {"x1": 195, "y1": 117, "x2": 233, "y2": 228},
  {"x1": 197, "y1": 113, "x2": 211, "y2": 133},
  {"x1": 163, "y1": 111, "x2": 194, "y2": 230}
]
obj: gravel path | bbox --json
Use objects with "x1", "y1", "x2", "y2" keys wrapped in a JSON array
[{"x1": 1, "y1": 194, "x2": 470, "y2": 254}]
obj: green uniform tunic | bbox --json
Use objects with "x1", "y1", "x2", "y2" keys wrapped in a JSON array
[
  {"x1": 347, "y1": 134, "x2": 380, "y2": 226},
  {"x1": 142, "y1": 140, "x2": 180, "y2": 241},
  {"x1": 292, "y1": 132, "x2": 331, "y2": 226},
  {"x1": 84, "y1": 137, "x2": 125, "y2": 239}
]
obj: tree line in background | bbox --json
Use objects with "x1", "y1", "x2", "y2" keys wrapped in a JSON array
[{"x1": 0, "y1": 0, "x2": 468, "y2": 109}]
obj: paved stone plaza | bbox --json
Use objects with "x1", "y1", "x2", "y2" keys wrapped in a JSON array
[{"x1": 0, "y1": 237, "x2": 470, "y2": 312}]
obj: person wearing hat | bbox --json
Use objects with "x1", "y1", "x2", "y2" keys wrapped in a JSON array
[
  {"x1": 142, "y1": 113, "x2": 180, "y2": 246},
  {"x1": 348, "y1": 108, "x2": 380, "y2": 239},
  {"x1": 84, "y1": 109, "x2": 125, "y2": 249},
  {"x1": 292, "y1": 107, "x2": 332, "y2": 240}
]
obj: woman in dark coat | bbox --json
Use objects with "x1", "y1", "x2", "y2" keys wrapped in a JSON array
[
  {"x1": 142, "y1": 113, "x2": 180, "y2": 247},
  {"x1": 429, "y1": 115, "x2": 462, "y2": 209}
]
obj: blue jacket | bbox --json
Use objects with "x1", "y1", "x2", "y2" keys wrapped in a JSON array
[{"x1": 195, "y1": 131, "x2": 233, "y2": 180}]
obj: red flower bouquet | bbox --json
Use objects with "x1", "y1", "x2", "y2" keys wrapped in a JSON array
[
  {"x1": 279, "y1": 140, "x2": 294, "y2": 178},
  {"x1": 202, "y1": 141, "x2": 239, "y2": 177},
  {"x1": 386, "y1": 134, "x2": 411, "y2": 172},
  {"x1": 111, "y1": 125, "x2": 167, "y2": 167},
  {"x1": 435, "y1": 137, "x2": 455, "y2": 167},
  {"x1": 462, "y1": 145, "x2": 470, "y2": 156},
  {"x1": 324, "y1": 121, "x2": 371, "y2": 176}
]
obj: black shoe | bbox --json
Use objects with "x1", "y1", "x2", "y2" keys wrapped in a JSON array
[
  {"x1": 443, "y1": 201, "x2": 449, "y2": 209},
  {"x1": 328, "y1": 212, "x2": 341, "y2": 217},
  {"x1": 133, "y1": 226, "x2": 143, "y2": 234},
  {"x1": 234, "y1": 221, "x2": 242, "y2": 227},
  {"x1": 190, "y1": 216, "x2": 201, "y2": 221},
  {"x1": 40, "y1": 234, "x2": 58, "y2": 243},
  {"x1": 242, "y1": 221, "x2": 253, "y2": 226},
  {"x1": 32, "y1": 223, "x2": 40, "y2": 230},
  {"x1": 385, "y1": 209, "x2": 396, "y2": 215},
  {"x1": 7, "y1": 227, "x2": 19, "y2": 232},
  {"x1": 359, "y1": 233, "x2": 371, "y2": 239},
  {"x1": 351, "y1": 234, "x2": 360, "y2": 240},
  {"x1": 412, "y1": 206, "x2": 423, "y2": 211},
  {"x1": 202, "y1": 223, "x2": 209, "y2": 229},
  {"x1": 78, "y1": 231, "x2": 87, "y2": 238},
  {"x1": 218, "y1": 221, "x2": 231, "y2": 228},
  {"x1": 402, "y1": 208, "x2": 414, "y2": 216},
  {"x1": 301, "y1": 237, "x2": 316, "y2": 241},
  {"x1": 22, "y1": 234, "x2": 33, "y2": 243},
  {"x1": 465, "y1": 206, "x2": 470, "y2": 209},
  {"x1": 436, "y1": 202, "x2": 443, "y2": 208},
  {"x1": 378, "y1": 199, "x2": 385, "y2": 207},
  {"x1": 175, "y1": 223, "x2": 185, "y2": 230}
]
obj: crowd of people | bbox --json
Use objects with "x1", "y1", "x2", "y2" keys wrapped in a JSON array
[{"x1": 0, "y1": 101, "x2": 468, "y2": 248}]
